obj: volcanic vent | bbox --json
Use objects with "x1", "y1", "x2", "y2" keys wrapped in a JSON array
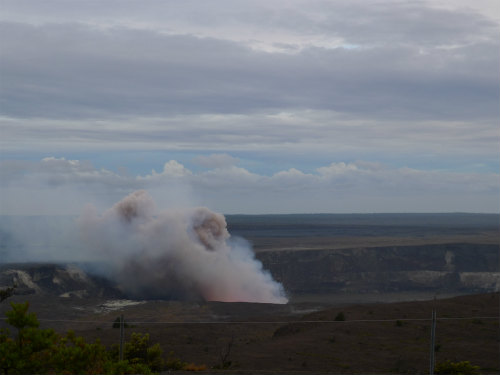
[{"x1": 79, "y1": 190, "x2": 288, "y2": 304}]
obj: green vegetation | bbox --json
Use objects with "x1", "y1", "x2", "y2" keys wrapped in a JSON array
[
  {"x1": 0, "y1": 302, "x2": 168, "y2": 374},
  {"x1": 0, "y1": 286, "x2": 15, "y2": 303},
  {"x1": 334, "y1": 311, "x2": 346, "y2": 321},
  {"x1": 435, "y1": 360, "x2": 480, "y2": 375}
]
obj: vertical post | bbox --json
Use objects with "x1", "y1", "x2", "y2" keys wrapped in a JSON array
[
  {"x1": 429, "y1": 309, "x2": 436, "y2": 375},
  {"x1": 119, "y1": 314, "x2": 124, "y2": 362}
]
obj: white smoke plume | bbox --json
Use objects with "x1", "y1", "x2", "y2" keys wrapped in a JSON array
[{"x1": 78, "y1": 190, "x2": 288, "y2": 304}]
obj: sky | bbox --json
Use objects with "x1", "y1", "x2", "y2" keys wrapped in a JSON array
[{"x1": 0, "y1": 0, "x2": 499, "y2": 215}]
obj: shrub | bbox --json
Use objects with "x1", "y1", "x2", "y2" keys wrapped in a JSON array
[
  {"x1": 435, "y1": 360, "x2": 480, "y2": 375},
  {"x1": 165, "y1": 351, "x2": 187, "y2": 370},
  {"x1": 334, "y1": 312, "x2": 346, "y2": 321},
  {"x1": 0, "y1": 286, "x2": 16, "y2": 303},
  {"x1": 0, "y1": 302, "x2": 166, "y2": 374},
  {"x1": 183, "y1": 362, "x2": 208, "y2": 371},
  {"x1": 122, "y1": 332, "x2": 164, "y2": 371}
]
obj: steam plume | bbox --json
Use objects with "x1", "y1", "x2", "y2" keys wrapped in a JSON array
[{"x1": 79, "y1": 190, "x2": 288, "y2": 303}]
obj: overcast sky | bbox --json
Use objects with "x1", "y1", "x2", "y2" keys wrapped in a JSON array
[{"x1": 0, "y1": 0, "x2": 499, "y2": 214}]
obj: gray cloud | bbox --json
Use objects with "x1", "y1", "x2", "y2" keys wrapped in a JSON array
[
  {"x1": 1, "y1": 1, "x2": 498, "y2": 122},
  {"x1": 193, "y1": 153, "x2": 239, "y2": 169},
  {"x1": 0, "y1": 1, "x2": 498, "y2": 214}
]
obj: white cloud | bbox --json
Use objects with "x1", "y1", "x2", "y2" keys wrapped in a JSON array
[
  {"x1": 1, "y1": 113, "x2": 498, "y2": 172},
  {"x1": 199, "y1": 166, "x2": 261, "y2": 187},
  {"x1": 153, "y1": 160, "x2": 193, "y2": 178},
  {"x1": 273, "y1": 168, "x2": 309, "y2": 178},
  {"x1": 317, "y1": 162, "x2": 359, "y2": 177},
  {"x1": 1, "y1": 157, "x2": 498, "y2": 215}
]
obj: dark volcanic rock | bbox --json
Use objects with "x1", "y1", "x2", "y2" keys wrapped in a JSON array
[
  {"x1": 256, "y1": 243, "x2": 500, "y2": 295},
  {"x1": 1, "y1": 243, "x2": 498, "y2": 300}
]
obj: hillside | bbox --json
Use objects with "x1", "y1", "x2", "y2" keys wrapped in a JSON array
[
  {"x1": 257, "y1": 243, "x2": 500, "y2": 297},
  {"x1": 1, "y1": 292, "x2": 498, "y2": 374}
]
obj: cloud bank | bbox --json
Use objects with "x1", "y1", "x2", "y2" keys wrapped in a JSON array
[{"x1": 1, "y1": 157, "x2": 498, "y2": 215}]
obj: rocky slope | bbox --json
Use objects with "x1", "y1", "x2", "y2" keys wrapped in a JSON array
[
  {"x1": 256, "y1": 243, "x2": 500, "y2": 295},
  {"x1": 1, "y1": 242, "x2": 498, "y2": 300},
  {"x1": 0, "y1": 263, "x2": 122, "y2": 298}
]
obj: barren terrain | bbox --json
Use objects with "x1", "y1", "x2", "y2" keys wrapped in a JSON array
[{"x1": 1, "y1": 292, "x2": 498, "y2": 374}]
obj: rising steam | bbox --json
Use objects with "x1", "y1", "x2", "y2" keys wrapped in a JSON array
[{"x1": 78, "y1": 190, "x2": 288, "y2": 303}]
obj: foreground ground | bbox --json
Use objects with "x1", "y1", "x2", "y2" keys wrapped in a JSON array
[{"x1": 1, "y1": 292, "x2": 498, "y2": 374}]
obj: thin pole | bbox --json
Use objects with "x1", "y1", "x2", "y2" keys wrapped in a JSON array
[
  {"x1": 119, "y1": 314, "x2": 124, "y2": 361},
  {"x1": 429, "y1": 309, "x2": 436, "y2": 375}
]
